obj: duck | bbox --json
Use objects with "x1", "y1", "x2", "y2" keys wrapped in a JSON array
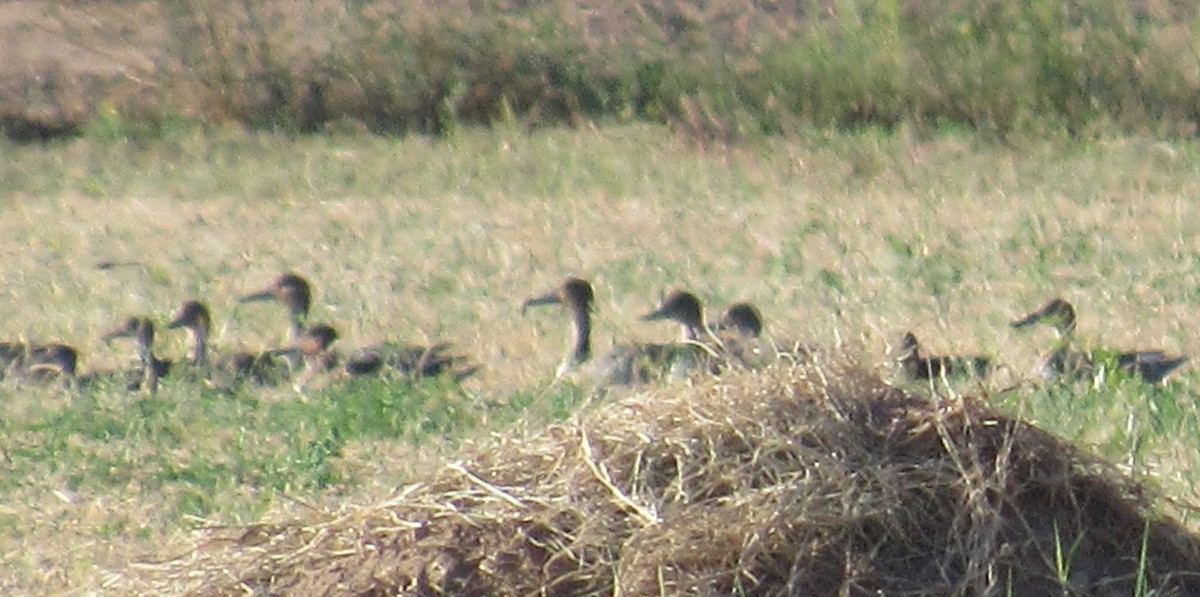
[
  {"x1": 640, "y1": 290, "x2": 709, "y2": 343},
  {"x1": 167, "y1": 300, "x2": 294, "y2": 387},
  {"x1": 1010, "y1": 298, "x2": 1187, "y2": 384},
  {"x1": 101, "y1": 317, "x2": 173, "y2": 393},
  {"x1": 713, "y1": 302, "x2": 817, "y2": 366},
  {"x1": 239, "y1": 273, "x2": 313, "y2": 348},
  {"x1": 343, "y1": 340, "x2": 477, "y2": 381},
  {"x1": 894, "y1": 331, "x2": 991, "y2": 381},
  {"x1": 716, "y1": 303, "x2": 764, "y2": 339},
  {"x1": 0, "y1": 341, "x2": 80, "y2": 387},
  {"x1": 715, "y1": 302, "x2": 774, "y2": 369},
  {"x1": 523, "y1": 277, "x2": 683, "y2": 386},
  {"x1": 638, "y1": 289, "x2": 727, "y2": 377},
  {"x1": 292, "y1": 323, "x2": 340, "y2": 390}
]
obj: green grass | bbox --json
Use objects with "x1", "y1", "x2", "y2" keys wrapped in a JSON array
[
  {"x1": 1, "y1": 124, "x2": 1200, "y2": 592},
  {"x1": 993, "y1": 365, "x2": 1200, "y2": 493},
  {"x1": 2, "y1": 375, "x2": 503, "y2": 513}
]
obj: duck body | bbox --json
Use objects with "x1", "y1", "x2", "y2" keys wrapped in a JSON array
[
  {"x1": 1114, "y1": 351, "x2": 1188, "y2": 384},
  {"x1": 344, "y1": 341, "x2": 477, "y2": 381},
  {"x1": 1035, "y1": 345, "x2": 1186, "y2": 385},
  {"x1": 580, "y1": 341, "x2": 676, "y2": 386}
]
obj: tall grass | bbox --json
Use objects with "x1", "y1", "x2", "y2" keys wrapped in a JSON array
[{"x1": 9, "y1": 0, "x2": 1200, "y2": 141}]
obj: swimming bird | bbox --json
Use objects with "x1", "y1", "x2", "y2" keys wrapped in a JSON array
[
  {"x1": 894, "y1": 331, "x2": 991, "y2": 381},
  {"x1": 523, "y1": 277, "x2": 679, "y2": 386},
  {"x1": 167, "y1": 300, "x2": 294, "y2": 387},
  {"x1": 102, "y1": 317, "x2": 172, "y2": 393},
  {"x1": 239, "y1": 273, "x2": 313, "y2": 347},
  {"x1": 1010, "y1": 298, "x2": 1186, "y2": 384}
]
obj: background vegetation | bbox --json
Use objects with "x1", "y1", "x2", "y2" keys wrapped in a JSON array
[{"x1": 7, "y1": 0, "x2": 1200, "y2": 142}]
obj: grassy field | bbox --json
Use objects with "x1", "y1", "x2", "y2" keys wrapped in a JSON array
[{"x1": 2, "y1": 124, "x2": 1200, "y2": 593}]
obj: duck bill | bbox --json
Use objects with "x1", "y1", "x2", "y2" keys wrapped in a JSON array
[
  {"x1": 639, "y1": 306, "x2": 672, "y2": 322},
  {"x1": 167, "y1": 312, "x2": 188, "y2": 330},
  {"x1": 1009, "y1": 310, "x2": 1045, "y2": 329},
  {"x1": 101, "y1": 326, "x2": 133, "y2": 344},
  {"x1": 520, "y1": 292, "x2": 561, "y2": 316},
  {"x1": 239, "y1": 288, "x2": 274, "y2": 304}
]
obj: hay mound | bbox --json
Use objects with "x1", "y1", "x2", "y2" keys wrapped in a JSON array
[{"x1": 118, "y1": 360, "x2": 1200, "y2": 595}]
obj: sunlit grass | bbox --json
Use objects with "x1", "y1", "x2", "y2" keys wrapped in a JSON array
[{"x1": 1, "y1": 124, "x2": 1200, "y2": 591}]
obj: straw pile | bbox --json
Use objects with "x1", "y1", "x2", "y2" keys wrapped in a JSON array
[{"x1": 116, "y1": 358, "x2": 1200, "y2": 595}]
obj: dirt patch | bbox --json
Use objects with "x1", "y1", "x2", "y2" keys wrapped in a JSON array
[{"x1": 113, "y1": 358, "x2": 1200, "y2": 595}]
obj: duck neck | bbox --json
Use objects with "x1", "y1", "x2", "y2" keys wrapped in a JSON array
[
  {"x1": 1050, "y1": 307, "x2": 1077, "y2": 340},
  {"x1": 1052, "y1": 323, "x2": 1076, "y2": 348},
  {"x1": 137, "y1": 337, "x2": 159, "y2": 394},
  {"x1": 191, "y1": 326, "x2": 209, "y2": 368},
  {"x1": 1041, "y1": 344, "x2": 1073, "y2": 377},
  {"x1": 288, "y1": 314, "x2": 305, "y2": 347},
  {"x1": 680, "y1": 313, "x2": 710, "y2": 343},
  {"x1": 1060, "y1": 322, "x2": 1076, "y2": 340},
  {"x1": 568, "y1": 307, "x2": 592, "y2": 368},
  {"x1": 136, "y1": 327, "x2": 155, "y2": 366}
]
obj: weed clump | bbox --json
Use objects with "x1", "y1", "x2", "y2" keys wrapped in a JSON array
[{"x1": 116, "y1": 357, "x2": 1200, "y2": 595}]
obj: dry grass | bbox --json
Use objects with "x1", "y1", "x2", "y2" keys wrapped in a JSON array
[{"x1": 111, "y1": 360, "x2": 1200, "y2": 595}]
